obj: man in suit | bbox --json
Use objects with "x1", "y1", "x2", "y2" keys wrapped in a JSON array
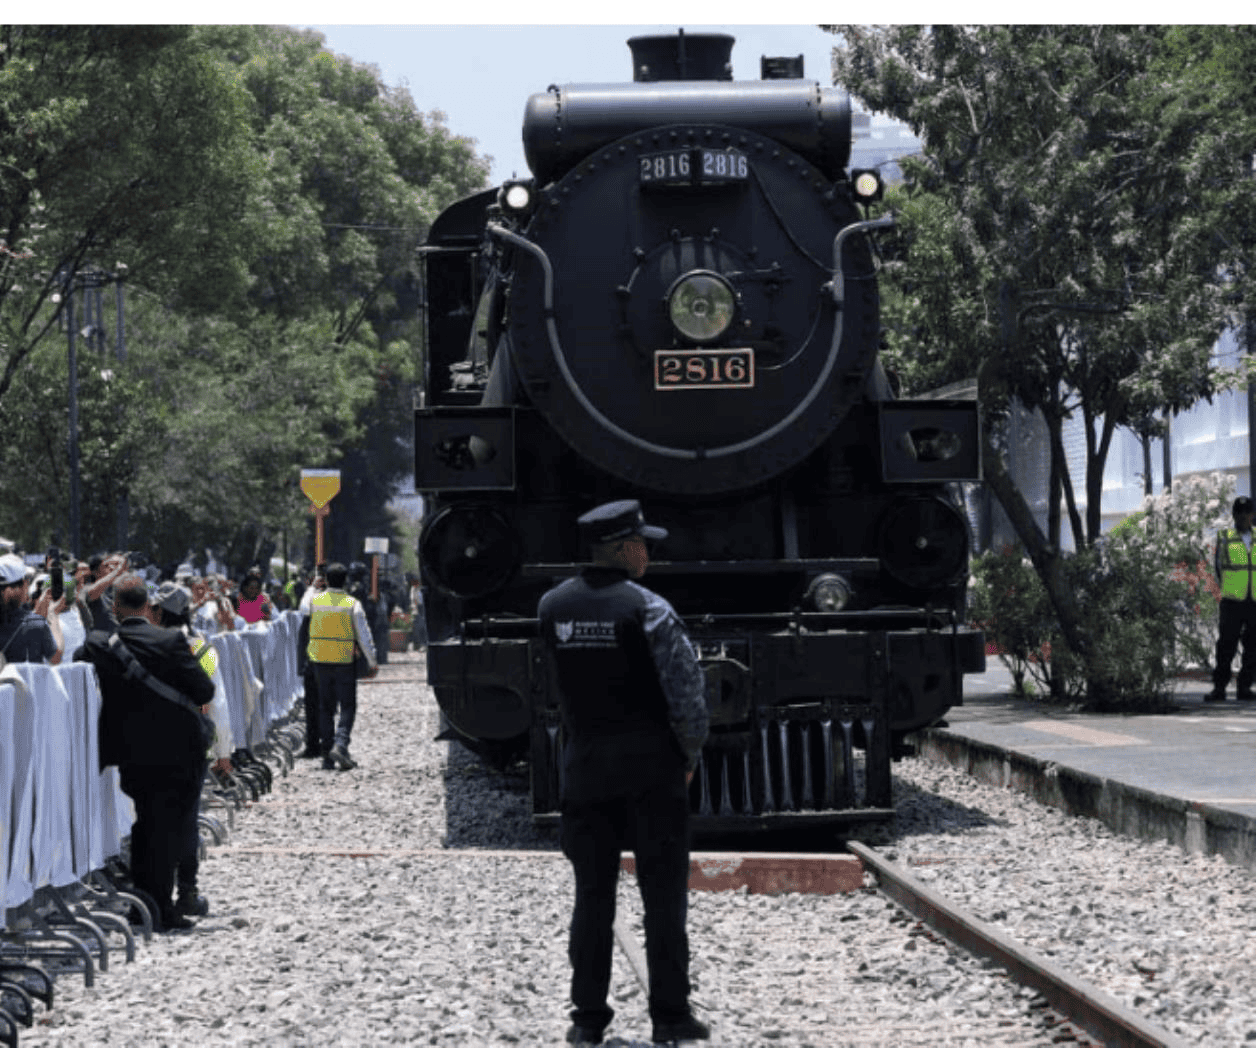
[{"x1": 77, "y1": 574, "x2": 215, "y2": 931}]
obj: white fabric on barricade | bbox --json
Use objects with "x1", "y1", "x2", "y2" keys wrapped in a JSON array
[
  {"x1": 10, "y1": 663, "x2": 76, "y2": 890},
  {"x1": 0, "y1": 674, "x2": 26, "y2": 912},
  {"x1": 211, "y1": 632, "x2": 262, "y2": 750},
  {"x1": 209, "y1": 613, "x2": 302, "y2": 751}
]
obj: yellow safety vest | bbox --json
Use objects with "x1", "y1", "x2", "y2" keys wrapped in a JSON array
[
  {"x1": 190, "y1": 635, "x2": 218, "y2": 679},
  {"x1": 308, "y1": 591, "x2": 357, "y2": 664},
  {"x1": 1218, "y1": 528, "x2": 1255, "y2": 601}
]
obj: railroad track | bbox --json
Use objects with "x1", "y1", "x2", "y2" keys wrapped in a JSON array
[{"x1": 847, "y1": 841, "x2": 1191, "y2": 1048}]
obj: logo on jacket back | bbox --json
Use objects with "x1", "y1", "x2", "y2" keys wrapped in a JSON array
[{"x1": 554, "y1": 620, "x2": 615, "y2": 647}]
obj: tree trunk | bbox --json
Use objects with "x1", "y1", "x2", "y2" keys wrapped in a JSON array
[{"x1": 981, "y1": 425, "x2": 1090, "y2": 672}]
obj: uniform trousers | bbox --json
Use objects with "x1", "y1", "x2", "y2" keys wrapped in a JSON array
[
  {"x1": 119, "y1": 764, "x2": 203, "y2": 917},
  {"x1": 560, "y1": 777, "x2": 692, "y2": 1033},
  {"x1": 1213, "y1": 598, "x2": 1256, "y2": 696},
  {"x1": 302, "y1": 664, "x2": 324, "y2": 751},
  {"x1": 313, "y1": 663, "x2": 357, "y2": 751}
]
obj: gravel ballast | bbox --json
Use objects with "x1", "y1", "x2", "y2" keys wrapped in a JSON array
[{"x1": 11, "y1": 651, "x2": 1251, "y2": 1046}]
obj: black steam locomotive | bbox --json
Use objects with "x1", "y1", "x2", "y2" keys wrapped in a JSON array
[{"x1": 416, "y1": 32, "x2": 985, "y2": 831}]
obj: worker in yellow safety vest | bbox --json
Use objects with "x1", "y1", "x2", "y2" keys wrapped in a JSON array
[
  {"x1": 1207, "y1": 496, "x2": 1256, "y2": 703},
  {"x1": 306, "y1": 561, "x2": 377, "y2": 770}
]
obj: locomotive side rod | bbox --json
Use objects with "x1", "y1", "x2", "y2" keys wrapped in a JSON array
[{"x1": 847, "y1": 841, "x2": 1191, "y2": 1048}]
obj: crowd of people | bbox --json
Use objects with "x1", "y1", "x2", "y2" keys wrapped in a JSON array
[{"x1": 0, "y1": 544, "x2": 426, "y2": 935}]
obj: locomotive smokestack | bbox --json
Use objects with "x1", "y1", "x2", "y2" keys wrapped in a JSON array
[{"x1": 628, "y1": 30, "x2": 734, "y2": 82}]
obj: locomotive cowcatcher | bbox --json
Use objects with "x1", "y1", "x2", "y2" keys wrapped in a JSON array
[{"x1": 415, "y1": 31, "x2": 985, "y2": 832}]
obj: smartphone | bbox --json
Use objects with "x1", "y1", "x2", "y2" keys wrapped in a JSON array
[{"x1": 47, "y1": 546, "x2": 64, "y2": 601}]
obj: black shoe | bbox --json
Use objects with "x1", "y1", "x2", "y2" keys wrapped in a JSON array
[
  {"x1": 299, "y1": 747, "x2": 323, "y2": 759},
  {"x1": 329, "y1": 743, "x2": 357, "y2": 770},
  {"x1": 565, "y1": 1026, "x2": 604, "y2": 1046},
  {"x1": 176, "y1": 893, "x2": 209, "y2": 917},
  {"x1": 1239, "y1": 692, "x2": 1255, "y2": 702},
  {"x1": 1203, "y1": 690, "x2": 1227, "y2": 703},
  {"x1": 652, "y1": 1015, "x2": 710, "y2": 1044},
  {"x1": 158, "y1": 910, "x2": 195, "y2": 932},
  {"x1": 321, "y1": 756, "x2": 336, "y2": 770}
]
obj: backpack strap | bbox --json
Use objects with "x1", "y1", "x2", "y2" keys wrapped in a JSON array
[{"x1": 107, "y1": 633, "x2": 202, "y2": 715}]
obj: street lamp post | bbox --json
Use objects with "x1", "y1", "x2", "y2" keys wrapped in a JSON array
[{"x1": 65, "y1": 283, "x2": 81, "y2": 557}]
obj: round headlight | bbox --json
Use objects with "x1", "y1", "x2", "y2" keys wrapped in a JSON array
[
  {"x1": 806, "y1": 573, "x2": 852, "y2": 612},
  {"x1": 854, "y1": 171, "x2": 882, "y2": 199},
  {"x1": 667, "y1": 271, "x2": 736, "y2": 343},
  {"x1": 504, "y1": 184, "x2": 531, "y2": 211}
]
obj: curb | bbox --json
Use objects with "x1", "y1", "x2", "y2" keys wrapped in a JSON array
[
  {"x1": 621, "y1": 852, "x2": 865, "y2": 894},
  {"x1": 914, "y1": 727, "x2": 1256, "y2": 871}
]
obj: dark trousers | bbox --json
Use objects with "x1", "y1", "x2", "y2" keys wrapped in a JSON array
[
  {"x1": 119, "y1": 765, "x2": 202, "y2": 917},
  {"x1": 176, "y1": 761, "x2": 208, "y2": 899},
  {"x1": 302, "y1": 664, "x2": 323, "y2": 751},
  {"x1": 560, "y1": 779, "x2": 692, "y2": 1032},
  {"x1": 314, "y1": 663, "x2": 357, "y2": 751},
  {"x1": 1213, "y1": 598, "x2": 1256, "y2": 696}
]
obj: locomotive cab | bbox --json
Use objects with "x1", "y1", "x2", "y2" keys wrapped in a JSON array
[{"x1": 416, "y1": 31, "x2": 985, "y2": 831}]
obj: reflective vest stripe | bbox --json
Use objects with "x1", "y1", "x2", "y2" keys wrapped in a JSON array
[
  {"x1": 1219, "y1": 528, "x2": 1255, "y2": 601},
  {"x1": 190, "y1": 636, "x2": 218, "y2": 679},
  {"x1": 309, "y1": 592, "x2": 357, "y2": 664}
]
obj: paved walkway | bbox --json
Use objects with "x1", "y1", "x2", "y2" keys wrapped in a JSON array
[{"x1": 914, "y1": 662, "x2": 1256, "y2": 869}]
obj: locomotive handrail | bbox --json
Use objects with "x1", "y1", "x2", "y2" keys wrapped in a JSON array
[
  {"x1": 829, "y1": 215, "x2": 896, "y2": 310},
  {"x1": 487, "y1": 217, "x2": 893, "y2": 462}
]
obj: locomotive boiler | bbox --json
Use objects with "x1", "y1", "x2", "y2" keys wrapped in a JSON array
[{"x1": 415, "y1": 31, "x2": 985, "y2": 831}]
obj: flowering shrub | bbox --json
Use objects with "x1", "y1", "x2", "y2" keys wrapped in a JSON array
[
  {"x1": 969, "y1": 545, "x2": 1054, "y2": 696},
  {"x1": 389, "y1": 609, "x2": 413, "y2": 632},
  {"x1": 970, "y1": 472, "x2": 1234, "y2": 709}
]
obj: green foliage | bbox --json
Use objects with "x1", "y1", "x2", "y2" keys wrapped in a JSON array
[
  {"x1": 0, "y1": 25, "x2": 492, "y2": 570},
  {"x1": 968, "y1": 545, "x2": 1053, "y2": 697},
  {"x1": 830, "y1": 25, "x2": 1249, "y2": 548},
  {"x1": 970, "y1": 473, "x2": 1233, "y2": 709}
]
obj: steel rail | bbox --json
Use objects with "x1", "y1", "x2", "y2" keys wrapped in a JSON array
[{"x1": 847, "y1": 841, "x2": 1191, "y2": 1048}]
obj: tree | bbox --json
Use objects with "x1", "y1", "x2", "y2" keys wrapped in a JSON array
[
  {"x1": 0, "y1": 26, "x2": 259, "y2": 404},
  {"x1": 827, "y1": 26, "x2": 1256, "y2": 698},
  {"x1": 0, "y1": 25, "x2": 490, "y2": 571}
]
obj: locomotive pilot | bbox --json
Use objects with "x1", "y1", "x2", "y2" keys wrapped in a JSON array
[
  {"x1": 538, "y1": 499, "x2": 710, "y2": 1046},
  {"x1": 1207, "y1": 495, "x2": 1256, "y2": 703}
]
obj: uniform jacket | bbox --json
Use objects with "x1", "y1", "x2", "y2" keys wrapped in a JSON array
[
  {"x1": 76, "y1": 615, "x2": 216, "y2": 773},
  {"x1": 538, "y1": 566, "x2": 708, "y2": 802}
]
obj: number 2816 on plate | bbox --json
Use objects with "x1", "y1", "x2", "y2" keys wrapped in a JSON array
[{"x1": 654, "y1": 348, "x2": 755, "y2": 390}]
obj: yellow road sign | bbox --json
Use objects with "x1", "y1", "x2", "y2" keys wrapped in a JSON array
[{"x1": 300, "y1": 469, "x2": 341, "y2": 508}]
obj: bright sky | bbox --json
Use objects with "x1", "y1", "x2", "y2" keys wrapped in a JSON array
[{"x1": 303, "y1": 24, "x2": 849, "y2": 185}]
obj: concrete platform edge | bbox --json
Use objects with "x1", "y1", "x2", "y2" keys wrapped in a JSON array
[{"x1": 914, "y1": 728, "x2": 1256, "y2": 871}]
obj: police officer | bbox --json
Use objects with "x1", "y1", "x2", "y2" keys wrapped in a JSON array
[
  {"x1": 307, "y1": 561, "x2": 377, "y2": 769},
  {"x1": 538, "y1": 500, "x2": 710, "y2": 1046},
  {"x1": 1207, "y1": 496, "x2": 1256, "y2": 703}
]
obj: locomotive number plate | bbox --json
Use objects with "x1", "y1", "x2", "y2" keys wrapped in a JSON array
[
  {"x1": 639, "y1": 148, "x2": 749, "y2": 186},
  {"x1": 654, "y1": 348, "x2": 755, "y2": 390}
]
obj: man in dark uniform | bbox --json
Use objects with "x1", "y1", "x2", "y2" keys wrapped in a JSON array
[
  {"x1": 1207, "y1": 495, "x2": 1256, "y2": 702},
  {"x1": 76, "y1": 574, "x2": 215, "y2": 931},
  {"x1": 538, "y1": 500, "x2": 710, "y2": 1046}
]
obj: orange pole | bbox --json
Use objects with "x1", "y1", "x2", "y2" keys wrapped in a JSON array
[{"x1": 312, "y1": 504, "x2": 330, "y2": 565}]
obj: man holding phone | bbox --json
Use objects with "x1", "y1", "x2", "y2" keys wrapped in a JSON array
[{"x1": 0, "y1": 553, "x2": 64, "y2": 666}]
